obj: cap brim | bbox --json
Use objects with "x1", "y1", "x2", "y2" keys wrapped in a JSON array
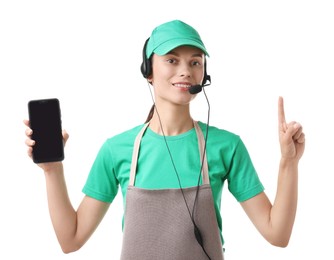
[{"x1": 153, "y1": 38, "x2": 209, "y2": 57}]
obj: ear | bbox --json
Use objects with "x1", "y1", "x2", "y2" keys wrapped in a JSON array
[{"x1": 147, "y1": 75, "x2": 153, "y2": 83}]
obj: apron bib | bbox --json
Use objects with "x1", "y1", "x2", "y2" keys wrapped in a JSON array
[{"x1": 120, "y1": 121, "x2": 224, "y2": 260}]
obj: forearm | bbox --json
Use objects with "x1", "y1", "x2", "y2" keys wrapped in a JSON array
[
  {"x1": 242, "y1": 97, "x2": 305, "y2": 247},
  {"x1": 44, "y1": 163, "x2": 79, "y2": 252},
  {"x1": 270, "y1": 158, "x2": 299, "y2": 246}
]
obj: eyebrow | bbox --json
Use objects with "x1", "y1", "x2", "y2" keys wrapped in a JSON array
[{"x1": 167, "y1": 51, "x2": 203, "y2": 58}]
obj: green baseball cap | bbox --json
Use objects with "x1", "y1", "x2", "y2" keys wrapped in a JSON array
[{"x1": 146, "y1": 20, "x2": 209, "y2": 59}]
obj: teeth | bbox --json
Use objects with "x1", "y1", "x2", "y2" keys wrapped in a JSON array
[{"x1": 174, "y1": 84, "x2": 190, "y2": 88}]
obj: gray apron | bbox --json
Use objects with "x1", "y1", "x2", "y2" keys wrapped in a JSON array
[{"x1": 120, "y1": 121, "x2": 224, "y2": 260}]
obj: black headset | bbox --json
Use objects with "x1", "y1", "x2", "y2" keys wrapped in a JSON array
[
  {"x1": 140, "y1": 37, "x2": 213, "y2": 259},
  {"x1": 140, "y1": 38, "x2": 210, "y2": 86}
]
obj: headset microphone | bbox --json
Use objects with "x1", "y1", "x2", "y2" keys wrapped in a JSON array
[
  {"x1": 188, "y1": 75, "x2": 211, "y2": 94},
  {"x1": 188, "y1": 84, "x2": 203, "y2": 94},
  {"x1": 188, "y1": 82, "x2": 211, "y2": 94}
]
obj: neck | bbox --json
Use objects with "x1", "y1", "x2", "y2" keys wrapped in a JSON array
[{"x1": 149, "y1": 103, "x2": 194, "y2": 136}]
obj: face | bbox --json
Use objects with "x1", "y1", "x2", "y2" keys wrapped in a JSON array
[{"x1": 149, "y1": 45, "x2": 205, "y2": 106}]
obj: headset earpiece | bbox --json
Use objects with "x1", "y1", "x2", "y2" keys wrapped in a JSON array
[
  {"x1": 202, "y1": 62, "x2": 210, "y2": 85},
  {"x1": 140, "y1": 38, "x2": 152, "y2": 78}
]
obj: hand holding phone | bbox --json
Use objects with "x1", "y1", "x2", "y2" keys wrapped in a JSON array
[{"x1": 28, "y1": 98, "x2": 64, "y2": 163}]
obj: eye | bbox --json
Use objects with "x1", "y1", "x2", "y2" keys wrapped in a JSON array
[
  {"x1": 191, "y1": 60, "x2": 202, "y2": 66},
  {"x1": 166, "y1": 58, "x2": 177, "y2": 64}
]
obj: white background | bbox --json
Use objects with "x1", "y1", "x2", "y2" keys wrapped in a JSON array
[{"x1": 1, "y1": 0, "x2": 333, "y2": 259}]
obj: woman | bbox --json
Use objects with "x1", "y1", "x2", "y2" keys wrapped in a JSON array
[{"x1": 24, "y1": 20, "x2": 305, "y2": 260}]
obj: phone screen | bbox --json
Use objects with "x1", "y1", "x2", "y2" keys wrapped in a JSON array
[{"x1": 28, "y1": 98, "x2": 64, "y2": 163}]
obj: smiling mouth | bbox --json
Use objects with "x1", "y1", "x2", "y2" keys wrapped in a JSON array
[{"x1": 173, "y1": 83, "x2": 191, "y2": 90}]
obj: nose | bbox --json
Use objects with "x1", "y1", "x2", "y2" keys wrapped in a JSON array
[{"x1": 178, "y1": 62, "x2": 191, "y2": 78}]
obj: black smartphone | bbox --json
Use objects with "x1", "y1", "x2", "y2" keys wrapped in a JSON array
[{"x1": 28, "y1": 98, "x2": 64, "y2": 163}]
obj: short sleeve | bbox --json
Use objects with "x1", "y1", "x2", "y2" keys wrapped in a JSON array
[
  {"x1": 227, "y1": 138, "x2": 264, "y2": 202},
  {"x1": 82, "y1": 140, "x2": 119, "y2": 203}
]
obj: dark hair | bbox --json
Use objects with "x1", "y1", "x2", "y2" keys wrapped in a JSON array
[{"x1": 145, "y1": 104, "x2": 155, "y2": 123}]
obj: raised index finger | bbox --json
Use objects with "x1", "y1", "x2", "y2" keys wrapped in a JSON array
[{"x1": 278, "y1": 96, "x2": 287, "y2": 131}]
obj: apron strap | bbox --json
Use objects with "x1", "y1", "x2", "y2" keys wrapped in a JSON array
[
  {"x1": 193, "y1": 121, "x2": 210, "y2": 185},
  {"x1": 129, "y1": 123, "x2": 149, "y2": 186},
  {"x1": 129, "y1": 121, "x2": 210, "y2": 186}
]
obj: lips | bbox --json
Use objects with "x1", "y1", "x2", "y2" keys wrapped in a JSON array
[{"x1": 173, "y1": 83, "x2": 192, "y2": 91}]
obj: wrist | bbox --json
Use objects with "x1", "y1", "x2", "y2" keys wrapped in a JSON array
[
  {"x1": 279, "y1": 157, "x2": 299, "y2": 171},
  {"x1": 43, "y1": 162, "x2": 63, "y2": 175}
]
